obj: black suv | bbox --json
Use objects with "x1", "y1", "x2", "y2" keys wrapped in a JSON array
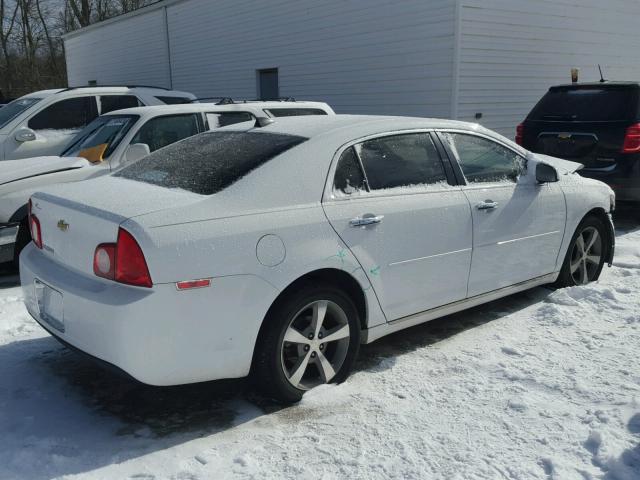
[{"x1": 517, "y1": 82, "x2": 640, "y2": 202}]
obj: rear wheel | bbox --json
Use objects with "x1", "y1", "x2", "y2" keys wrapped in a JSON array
[
  {"x1": 556, "y1": 215, "x2": 608, "y2": 287},
  {"x1": 253, "y1": 284, "x2": 361, "y2": 403}
]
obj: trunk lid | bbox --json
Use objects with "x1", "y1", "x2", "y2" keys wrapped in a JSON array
[
  {"x1": 524, "y1": 120, "x2": 629, "y2": 169},
  {"x1": 0, "y1": 156, "x2": 89, "y2": 185},
  {"x1": 30, "y1": 176, "x2": 203, "y2": 276}
]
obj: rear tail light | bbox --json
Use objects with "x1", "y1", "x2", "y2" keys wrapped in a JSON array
[
  {"x1": 28, "y1": 199, "x2": 43, "y2": 249},
  {"x1": 515, "y1": 123, "x2": 524, "y2": 146},
  {"x1": 93, "y1": 228, "x2": 152, "y2": 288},
  {"x1": 622, "y1": 123, "x2": 640, "y2": 153}
]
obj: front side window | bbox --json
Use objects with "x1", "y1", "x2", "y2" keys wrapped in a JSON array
[
  {"x1": 333, "y1": 147, "x2": 367, "y2": 195},
  {"x1": 100, "y1": 95, "x2": 141, "y2": 114},
  {"x1": 266, "y1": 108, "x2": 328, "y2": 117},
  {"x1": 28, "y1": 96, "x2": 98, "y2": 130},
  {"x1": 206, "y1": 112, "x2": 255, "y2": 129},
  {"x1": 355, "y1": 133, "x2": 447, "y2": 191},
  {"x1": 0, "y1": 97, "x2": 41, "y2": 129},
  {"x1": 441, "y1": 133, "x2": 525, "y2": 184},
  {"x1": 115, "y1": 131, "x2": 307, "y2": 195},
  {"x1": 131, "y1": 114, "x2": 200, "y2": 152},
  {"x1": 62, "y1": 115, "x2": 139, "y2": 161}
]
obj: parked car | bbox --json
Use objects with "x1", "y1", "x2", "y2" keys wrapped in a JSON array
[
  {"x1": 0, "y1": 86, "x2": 196, "y2": 161},
  {"x1": 20, "y1": 115, "x2": 615, "y2": 402},
  {"x1": 516, "y1": 81, "x2": 640, "y2": 203},
  {"x1": 0, "y1": 100, "x2": 335, "y2": 266}
]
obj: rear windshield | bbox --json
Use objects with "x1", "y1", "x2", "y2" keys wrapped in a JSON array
[
  {"x1": 528, "y1": 87, "x2": 639, "y2": 122},
  {"x1": 114, "y1": 131, "x2": 307, "y2": 195},
  {"x1": 0, "y1": 97, "x2": 41, "y2": 129}
]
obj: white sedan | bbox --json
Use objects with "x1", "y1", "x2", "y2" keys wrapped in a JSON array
[{"x1": 20, "y1": 115, "x2": 615, "y2": 402}]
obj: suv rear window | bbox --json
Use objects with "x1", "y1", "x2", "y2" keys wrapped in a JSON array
[
  {"x1": 155, "y1": 96, "x2": 193, "y2": 105},
  {"x1": 528, "y1": 87, "x2": 639, "y2": 122},
  {"x1": 115, "y1": 131, "x2": 307, "y2": 195},
  {"x1": 266, "y1": 108, "x2": 328, "y2": 117}
]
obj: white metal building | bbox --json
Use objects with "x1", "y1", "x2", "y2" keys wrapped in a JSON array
[{"x1": 63, "y1": 0, "x2": 640, "y2": 138}]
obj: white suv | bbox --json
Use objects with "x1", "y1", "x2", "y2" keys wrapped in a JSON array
[
  {"x1": 0, "y1": 99, "x2": 335, "y2": 266},
  {"x1": 0, "y1": 86, "x2": 195, "y2": 161}
]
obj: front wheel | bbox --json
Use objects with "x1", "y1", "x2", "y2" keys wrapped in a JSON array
[
  {"x1": 556, "y1": 215, "x2": 609, "y2": 287},
  {"x1": 253, "y1": 284, "x2": 361, "y2": 403}
]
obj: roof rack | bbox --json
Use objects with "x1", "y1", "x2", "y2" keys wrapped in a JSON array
[
  {"x1": 189, "y1": 97, "x2": 235, "y2": 105},
  {"x1": 59, "y1": 85, "x2": 172, "y2": 93},
  {"x1": 189, "y1": 96, "x2": 299, "y2": 105}
]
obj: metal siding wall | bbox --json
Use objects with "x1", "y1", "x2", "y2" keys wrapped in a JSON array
[
  {"x1": 167, "y1": 0, "x2": 456, "y2": 117},
  {"x1": 64, "y1": 9, "x2": 171, "y2": 88},
  {"x1": 455, "y1": 0, "x2": 640, "y2": 139}
]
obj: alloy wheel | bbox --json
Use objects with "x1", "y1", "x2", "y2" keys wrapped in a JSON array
[
  {"x1": 280, "y1": 300, "x2": 351, "y2": 390},
  {"x1": 569, "y1": 226, "x2": 603, "y2": 285}
]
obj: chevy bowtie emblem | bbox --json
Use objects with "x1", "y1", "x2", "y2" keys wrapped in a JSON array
[
  {"x1": 558, "y1": 132, "x2": 572, "y2": 139},
  {"x1": 57, "y1": 220, "x2": 70, "y2": 232}
]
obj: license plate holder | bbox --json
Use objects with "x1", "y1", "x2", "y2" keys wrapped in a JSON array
[{"x1": 34, "y1": 280, "x2": 65, "y2": 333}]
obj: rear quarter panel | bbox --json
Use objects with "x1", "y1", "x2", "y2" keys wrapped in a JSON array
[{"x1": 123, "y1": 205, "x2": 387, "y2": 329}]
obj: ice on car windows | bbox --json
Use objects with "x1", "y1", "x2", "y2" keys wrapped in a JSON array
[
  {"x1": 443, "y1": 133, "x2": 525, "y2": 183},
  {"x1": 355, "y1": 133, "x2": 447, "y2": 190},
  {"x1": 114, "y1": 131, "x2": 307, "y2": 195},
  {"x1": 334, "y1": 147, "x2": 367, "y2": 195},
  {"x1": 0, "y1": 97, "x2": 41, "y2": 129}
]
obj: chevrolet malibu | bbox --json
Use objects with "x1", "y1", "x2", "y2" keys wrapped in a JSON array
[{"x1": 20, "y1": 115, "x2": 615, "y2": 402}]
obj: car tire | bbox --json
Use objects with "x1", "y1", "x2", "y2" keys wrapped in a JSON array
[
  {"x1": 555, "y1": 215, "x2": 609, "y2": 288},
  {"x1": 12, "y1": 218, "x2": 31, "y2": 270},
  {"x1": 252, "y1": 283, "x2": 361, "y2": 403}
]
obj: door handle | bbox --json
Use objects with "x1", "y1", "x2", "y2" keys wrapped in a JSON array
[
  {"x1": 350, "y1": 213, "x2": 384, "y2": 227},
  {"x1": 476, "y1": 200, "x2": 498, "y2": 210}
]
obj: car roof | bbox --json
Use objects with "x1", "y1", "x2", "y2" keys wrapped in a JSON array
[
  {"x1": 549, "y1": 81, "x2": 640, "y2": 90},
  {"x1": 19, "y1": 87, "x2": 194, "y2": 100},
  {"x1": 107, "y1": 101, "x2": 332, "y2": 117},
  {"x1": 225, "y1": 114, "x2": 492, "y2": 143}
]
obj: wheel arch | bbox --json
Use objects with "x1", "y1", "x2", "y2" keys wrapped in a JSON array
[
  {"x1": 581, "y1": 207, "x2": 615, "y2": 265},
  {"x1": 256, "y1": 268, "x2": 369, "y2": 344}
]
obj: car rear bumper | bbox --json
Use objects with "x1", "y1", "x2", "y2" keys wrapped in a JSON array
[
  {"x1": 20, "y1": 243, "x2": 278, "y2": 386},
  {"x1": 0, "y1": 223, "x2": 19, "y2": 264}
]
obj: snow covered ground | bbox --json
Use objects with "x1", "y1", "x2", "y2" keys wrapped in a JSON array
[{"x1": 0, "y1": 212, "x2": 638, "y2": 480}]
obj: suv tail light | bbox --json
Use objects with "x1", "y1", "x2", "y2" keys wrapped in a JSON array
[
  {"x1": 622, "y1": 123, "x2": 640, "y2": 153},
  {"x1": 93, "y1": 228, "x2": 152, "y2": 288},
  {"x1": 515, "y1": 123, "x2": 524, "y2": 146},
  {"x1": 28, "y1": 199, "x2": 43, "y2": 249}
]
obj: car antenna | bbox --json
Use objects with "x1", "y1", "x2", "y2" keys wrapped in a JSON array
[
  {"x1": 254, "y1": 117, "x2": 275, "y2": 128},
  {"x1": 598, "y1": 64, "x2": 607, "y2": 83}
]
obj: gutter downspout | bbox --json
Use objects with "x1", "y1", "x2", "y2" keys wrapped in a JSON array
[
  {"x1": 450, "y1": 0, "x2": 462, "y2": 121},
  {"x1": 163, "y1": 5, "x2": 174, "y2": 89}
]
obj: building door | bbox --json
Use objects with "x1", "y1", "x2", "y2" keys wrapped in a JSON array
[{"x1": 258, "y1": 68, "x2": 279, "y2": 100}]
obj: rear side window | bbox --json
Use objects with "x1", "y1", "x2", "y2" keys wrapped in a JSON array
[
  {"x1": 442, "y1": 133, "x2": 525, "y2": 183},
  {"x1": 355, "y1": 133, "x2": 447, "y2": 190},
  {"x1": 115, "y1": 131, "x2": 307, "y2": 195},
  {"x1": 334, "y1": 147, "x2": 367, "y2": 195},
  {"x1": 528, "y1": 87, "x2": 639, "y2": 122},
  {"x1": 28, "y1": 97, "x2": 98, "y2": 130},
  {"x1": 155, "y1": 96, "x2": 193, "y2": 105},
  {"x1": 100, "y1": 95, "x2": 141, "y2": 114},
  {"x1": 131, "y1": 114, "x2": 200, "y2": 152},
  {"x1": 206, "y1": 112, "x2": 255, "y2": 128},
  {"x1": 266, "y1": 108, "x2": 328, "y2": 117}
]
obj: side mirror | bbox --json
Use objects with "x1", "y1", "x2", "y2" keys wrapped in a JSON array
[
  {"x1": 536, "y1": 163, "x2": 558, "y2": 183},
  {"x1": 14, "y1": 128, "x2": 36, "y2": 143},
  {"x1": 124, "y1": 143, "x2": 150, "y2": 163}
]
